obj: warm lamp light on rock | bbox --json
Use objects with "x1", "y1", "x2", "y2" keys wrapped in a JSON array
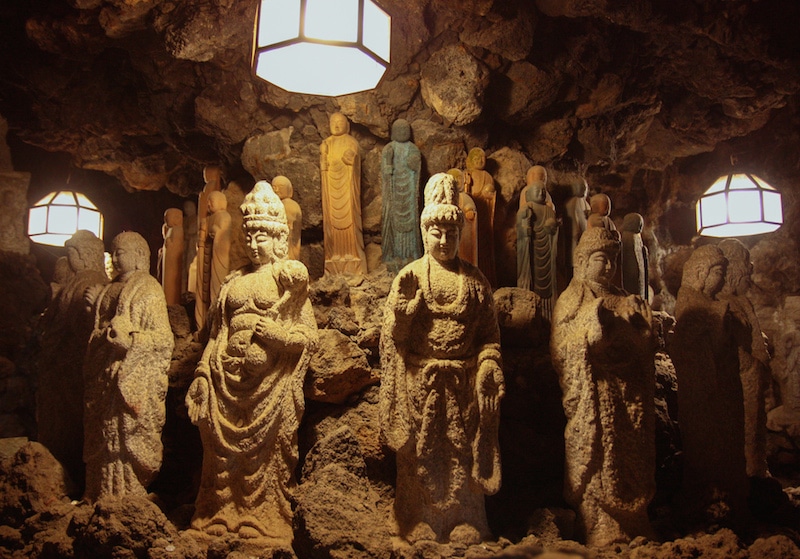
[
  {"x1": 696, "y1": 173, "x2": 783, "y2": 238},
  {"x1": 252, "y1": 0, "x2": 391, "y2": 97},
  {"x1": 28, "y1": 190, "x2": 104, "y2": 247}
]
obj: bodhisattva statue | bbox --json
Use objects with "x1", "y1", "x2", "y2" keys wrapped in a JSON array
[
  {"x1": 718, "y1": 238, "x2": 770, "y2": 479},
  {"x1": 273, "y1": 175, "x2": 302, "y2": 261},
  {"x1": 669, "y1": 245, "x2": 749, "y2": 525},
  {"x1": 380, "y1": 172, "x2": 504, "y2": 545},
  {"x1": 562, "y1": 179, "x2": 590, "y2": 281},
  {"x1": 83, "y1": 232, "x2": 173, "y2": 501},
  {"x1": 202, "y1": 191, "x2": 232, "y2": 319},
  {"x1": 161, "y1": 208, "x2": 184, "y2": 306},
  {"x1": 448, "y1": 168, "x2": 478, "y2": 267},
  {"x1": 550, "y1": 227, "x2": 656, "y2": 546},
  {"x1": 37, "y1": 230, "x2": 108, "y2": 489},
  {"x1": 516, "y1": 178, "x2": 558, "y2": 317},
  {"x1": 621, "y1": 213, "x2": 649, "y2": 300},
  {"x1": 381, "y1": 118, "x2": 422, "y2": 273},
  {"x1": 320, "y1": 112, "x2": 367, "y2": 275},
  {"x1": 463, "y1": 147, "x2": 497, "y2": 286},
  {"x1": 196, "y1": 166, "x2": 223, "y2": 330},
  {"x1": 186, "y1": 181, "x2": 319, "y2": 542}
]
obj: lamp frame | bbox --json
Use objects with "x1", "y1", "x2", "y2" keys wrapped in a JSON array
[
  {"x1": 251, "y1": 0, "x2": 391, "y2": 96},
  {"x1": 28, "y1": 190, "x2": 104, "y2": 247},
  {"x1": 696, "y1": 172, "x2": 783, "y2": 238}
]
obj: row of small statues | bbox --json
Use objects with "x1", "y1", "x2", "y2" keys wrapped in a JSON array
[
  {"x1": 159, "y1": 114, "x2": 650, "y2": 336},
  {"x1": 36, "y1": 165, "x2": 770, "y2": 547}
]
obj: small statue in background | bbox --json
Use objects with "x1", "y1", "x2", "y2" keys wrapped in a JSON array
[
  {"x1": 551, "y1": 227, "x2": 656, "y2": 546},
  {"x1": 273, "y1": 175, "x2": 302, "y2": 261},
  {"x1": 183, "y1": 200, "x2": 198, "y2": 295},
  {"x1": 669, "y1": 244, "x2": 749, "y2": 525},
  {"x1": 562, "y1": 179, "x2": 590, "y2": 281},
  {"x1": 83, "y1": 232, "x2": 173, "y2": 501},
  {"x1": 463, "y1": 147, "x2": 497, "y2": 286},
  {"x1": 201, "y1": 191, "x2": 232, "y2": 324},
  {"x1": 586, "y1": 193, "x2": 616, "y2": 231},
  {"x1": 516, "y1": 181, "x2": 558, "y2": 317},
  {"x1": 380, "y1": 173, "x2": 504, "y2": 545},
  {"x1": 37, "y1": 230, "x2": 108, "y2": 490},
  {"x1": 768, "y1": 297, "x2": 800, "y2": 435},
  {"x1": 718, "y1": 238, "x2": 770, "y2": 479},
  {"x1": 381, "y1": 118, "x2": 422, "y2": 273},
  {"x1": 448, "y1": 168, "x2": 478, "y2": 267},
  {"x1": 196, "y1": 166, "x2": 223, "y2": 330},
  {"x1": 320, "y1": 112, "x2": 367, "y2": 275},
  {"x1": 161, "y1": 208, "x2": 184, "y2": 306},
  {"x1": 621, "y1": 213, "x2": 649, "y2": 299},
  {"x1": 186, "y1": 181, "x2": 318, "y2": 542}
]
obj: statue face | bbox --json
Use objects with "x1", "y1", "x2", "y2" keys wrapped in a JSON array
[
  {"x1": 391, "y1": 120, "x2": 411, "y2": 142},
  {"x1": 531, "y1": 184, "x2": 546, "y2": 205},
  {"x1": 703, "y1": 263, "x2": 725, "y2": 297},
  {"x1": 424, "y1": 222, "x2": 460, "y2": 263},
  {"x1": 467, "y1": 149, "x2": 485, "y2": 171},
  {"x1": 246, "y1": 229, "x2": 278, "y2": 266},
  {"x1": 330, "y1": 113, "x2": 348, "y2": 136},
  {"x1": 111, "y1": 242, "x2": 141, "y2": 275},
  {"x1": 584, "y1": 250, "x2": 615, "y2": 284}
]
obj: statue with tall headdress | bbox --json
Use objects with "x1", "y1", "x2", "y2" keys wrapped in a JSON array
[
  {"x1": 186, "y1": 180, "x2": 319, "y2": 543},
  {"x1": 380, "y1": 173, "x2": 504, "y2": 545}
]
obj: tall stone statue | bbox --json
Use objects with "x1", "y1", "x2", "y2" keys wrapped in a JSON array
[
  {"x1": 586, "y1": 193, "x2": 616, "y2": 231},
  {"x1": 161, "y1": 208, "x2": 184, "y2": 306},
  {"x1": 550, "y1": 227, "x2": 656, "y2": 546},
  {"x1": 380, "y1": 173, "x2": 504, "y2": 545},
  {"x1": 201, "y1": 191, "x2": 232, "y2": 318},
  {"x1": 463, "y1": 147, "x2": 497, "y2": 286},
  {"x1": 562, "y1": 179, "x2": 590, "y2": 281},
  {"x1": 621, "y1": 213, "x2": 649, "y2": 300},
  {"x1": 718, "y1": 238, "x2": 771, "y2": 479},
  {"x1": 320, "y1": 112, "x2": 367, "y2": 275},
  {"x1": 183, "y1": 200, "x2": 198, "y2": 294},
  {"x1": 186, "y1": 181, "x2": 319, "y2": 542},
  {"x1": 448, "y1": 168, "x2": 477, "y2": 267},
  {"x1": 82, "y1": 232, "x2": 173, "y2": 501},
  {"x1": 273, "y1": 175, "x2": 302, "y2": 261},
  {"x1": 669, "y1": 245, "x2": 749, "y2": 525},
  {"x1": 196, "y1": 166, "x2": 223, "y2": 330},
  {"x1": 36, "y1": 230, "x2": 108, "y2": 489},
  {"x1": 516, "y1": 174, "x2": 558, "y2": 314},
  {"x1": 381, "y1": 118, "x2": 422, "y2": 273}
]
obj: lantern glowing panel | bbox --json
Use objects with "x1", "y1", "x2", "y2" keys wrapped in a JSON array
[
  {"x1": 696, "y1": 173, "x2": 783, "y2": 238},
  {"x1": 252, "y1": 0, "x2": 391, "y2": 97},
  {"x1": 28, "y1": 190, "x2": 104, "y2": 247}
]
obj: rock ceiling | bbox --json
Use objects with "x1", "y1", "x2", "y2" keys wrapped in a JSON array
[{"x1": 2, "y1": 0, "x2": 800, "y2": 249}]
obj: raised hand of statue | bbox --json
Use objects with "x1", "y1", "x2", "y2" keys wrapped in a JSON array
[
  {"x1": 342, "y1": 148, "x2": 356, "y2": 166},
  {"x1": 394, "y1": 269, "x2": 422, "y2": 318},
  {"x1": 186, "y1": 376, "x2": 209, "y2": 424},
  {"x1": 84, "y1": 284, "x2": 104, "y2": 309},
  {"x1": 477, "y1": 359, "x2": 504, "y2": 416},
  {"x1": 618, "y1": 294, "x2": 652, "y2": 329}
]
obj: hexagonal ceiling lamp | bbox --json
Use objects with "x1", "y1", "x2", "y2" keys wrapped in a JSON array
[
  {"x1": 252, "y1": 0, "x2": 391, "y2": 97},
  {"x1": 28, "y1": 191, "x2": 104, "y2": 247},
  {"x1": 696, "y1": 172, "x2": 783, "y2": 237}
]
